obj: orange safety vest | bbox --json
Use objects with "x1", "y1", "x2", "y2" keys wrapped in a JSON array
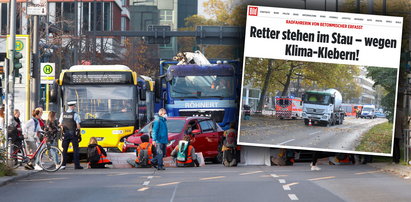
[
  {"x1": 135, "y1": 142, "x2": 153, "y2": 164},
  {"x1": 96, "y1": 146, "x2": 111, "y2": 164},
  {"x1": 176, "y1": 145, "x2": 193, "y2": 164}
]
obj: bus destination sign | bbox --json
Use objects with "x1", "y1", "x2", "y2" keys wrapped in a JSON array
[{"x1": 63, "y1": 72, "x2": 133, "y2": 84}]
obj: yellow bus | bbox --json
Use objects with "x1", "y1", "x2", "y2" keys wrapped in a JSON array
[{"x1": 54, "y1": 65, "x2": 154, "y2": 153}]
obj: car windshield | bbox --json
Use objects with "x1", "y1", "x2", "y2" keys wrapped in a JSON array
[
  {"x1": 363, "y1": 107, "x2": 373, "y2": 112},
  {"x1": 140, "y1": 119, "x2": 186, "y2": 134},
  {"x1": 304, "y1": 93, "x2": 331, "y2": 105},
  {"x1": 170, "y1": 76, "x2": 234, "y2": 98},
  {"x1": 63, "y1": 85, "x2": 136, "y2": 127}
]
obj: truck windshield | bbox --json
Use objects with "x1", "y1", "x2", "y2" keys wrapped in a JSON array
[
  {"x1": 362, "y1": 107, "x2": 373, "y2": 112},
  {"x1": 63, "y1": 85, "x2": 136, "y2": 127},
  {"x1": 170, "y1": 76, "x2": 234, "y2": 98},
  {"x1": 304, "y1": 93, "x2": 331, "y2": 105}
]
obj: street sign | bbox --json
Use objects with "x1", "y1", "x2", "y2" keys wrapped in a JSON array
[
  {"x1": 27, "y1": 0, "x2": 48, "y2": 16},
  {"x1": 40, "y1": 63, "x2": 55, "y2": 84},
  {"x1": 6, "y1": 35, "x2": 30, "y2": 77}
]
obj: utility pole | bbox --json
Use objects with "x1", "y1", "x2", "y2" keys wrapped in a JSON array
[
  {"x1": 31, "y1": 15, "x2": 40, "y2": 110},
  {"x1": 5, "y1": 0, "x2": 17, "y2": 145}
]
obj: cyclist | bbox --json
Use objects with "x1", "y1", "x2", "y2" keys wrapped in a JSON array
[{"x1": 59, "y1": 101, "x2": 83, "y2": 170}]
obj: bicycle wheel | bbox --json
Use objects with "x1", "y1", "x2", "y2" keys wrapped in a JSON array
[
  {"x1": 38, "y1": 146, "x2": 63, "y2": 172},
  {"x1": 6, "y1": 143, "x2": 21, "y2": 169}
]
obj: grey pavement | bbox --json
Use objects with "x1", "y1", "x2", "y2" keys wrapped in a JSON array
[{"x1": 1, "y1": 162, "x2": 411, "y2": 202}]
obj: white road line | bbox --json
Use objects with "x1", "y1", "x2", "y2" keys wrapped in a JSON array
[
  {"x1": 309, "y1": 131, "x2": 321, "y2": 136},
  {"x1": 283, "y1": 185, "x2": 291, "y2": 190},
  {"x1": 271, "y1": 174, "x2": 279, "y2": 178},
  {"x1": 148, "y1": 176, "x2": 154, "y2": 179},
  {"x1": 288, "y1": 194, "x2": 299, "y2": 200},
  {"x1": 137, "y1": 187, "x2": 150, "y2": 192},
  {"x1": 170, "y1": 183, "x2": 179, "y2": 202},
  {"x1": 278, "y1": 139, "x2": 295, "y2": 145},
  {"x1": 143, "y1": 181, "x2": 150, "y2": 186},
  {"x1": 279, "y1": 179, "x2": 286, "y2": 184},
  {"x1": 239, "y1": 171, "x2": 263, "y2": 175}
]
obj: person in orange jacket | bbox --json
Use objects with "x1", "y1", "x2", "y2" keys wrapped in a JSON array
[
  {"x1": 127, "y1": 135, "x2": 157, "y2": 168},
  {"x1": 171, "y1": 135, "x2": 200, "y2": 167},
  {"x1": 87, "y1": 137, "x2": 112, "y2": 168}
]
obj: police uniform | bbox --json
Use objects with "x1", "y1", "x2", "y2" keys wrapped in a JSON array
[{"x1": 59, "y1": 101, "x2": 83, "y2": 169}]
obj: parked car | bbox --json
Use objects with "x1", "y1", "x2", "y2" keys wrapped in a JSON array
[
  {"x1": 122, "y1": 117, "x2": 224, "y2": 162},
  {"x1": 375, "y1": 111, "x2": 387, "y2": 118}
]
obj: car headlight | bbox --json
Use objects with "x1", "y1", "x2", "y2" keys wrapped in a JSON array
[{"x1": 167, "y1": 140, "x2": 175, "y2": 147}]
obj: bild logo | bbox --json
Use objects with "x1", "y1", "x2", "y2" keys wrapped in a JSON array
[{"x1": 248, "y1": 6, "x2": 258, "y2": 16}]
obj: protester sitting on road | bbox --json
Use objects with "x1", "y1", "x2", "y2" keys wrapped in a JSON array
[
  {"x1": 271, "y1": 149, "x2": 295, "y2": 166},
  {"x1": 171, "y1": 135, "x2": 200, "y2": 167},
  {"x1": 222, "y1": 122, "x2": 238, "y2": 167},
  {"x1": 87, "y1": 137, "x2": 112, "y2": 168},
  {"x1": 127, "y1": 135, "x2": 157, "y2": 168}
]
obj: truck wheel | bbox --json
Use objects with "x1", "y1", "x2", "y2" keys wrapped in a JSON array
[{"x1": 304, "y1": 119, "x2": 309, "y2": 126}]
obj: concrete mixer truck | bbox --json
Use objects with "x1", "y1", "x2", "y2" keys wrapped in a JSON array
[{"x1": 301, "y1": 89, "x2": 345, "y2": 126}]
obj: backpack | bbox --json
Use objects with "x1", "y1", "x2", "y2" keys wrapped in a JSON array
[
  {"x1": 137, "y1": 143, "x2": 151, "y2": 167},
  {"x1": 88, "y1": 146, "x2": 101, "y2": 164},
  {"x1": 177, "y1": 140, "x2": 189, "y2": 162},
  {"x1": 224, "y1": 129, "x2": 237, "y2": 148}
]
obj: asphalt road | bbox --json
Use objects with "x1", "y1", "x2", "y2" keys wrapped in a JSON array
[
  {"x1": 1, "y1": 163, "x2": 411, "y2": 202},
  {"x1": 240, "y1": 116, "x2": 389, "y2": 153}
]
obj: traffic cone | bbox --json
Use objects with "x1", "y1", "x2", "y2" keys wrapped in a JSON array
[{"x1": 309, "y1": 119, "x2": 312, "y2": 126}]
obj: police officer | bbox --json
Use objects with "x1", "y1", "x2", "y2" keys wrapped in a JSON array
[{"x1": 59, "y1": 101, "x2": 83, "y2": 169}]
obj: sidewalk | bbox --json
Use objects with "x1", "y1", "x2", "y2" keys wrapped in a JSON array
[
  {"x1": 368, "y1": 162, "x2": 411, "y2": 178},
  {"x1": 0, "y1": 167, "x2": 40, "y2": 187}
]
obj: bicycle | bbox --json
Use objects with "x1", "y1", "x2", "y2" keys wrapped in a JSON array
[{"x1": 7, "y1": 131, "x2": 63, "y2": 172}]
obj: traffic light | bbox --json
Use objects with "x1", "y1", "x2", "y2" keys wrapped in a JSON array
[{"x1": 13, "y1": 51, "x2": 23, "y2": 77}]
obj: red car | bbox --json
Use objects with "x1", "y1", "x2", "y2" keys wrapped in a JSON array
[{"x1": 122, "y1": 117, "x2": 224, "y2": 162}]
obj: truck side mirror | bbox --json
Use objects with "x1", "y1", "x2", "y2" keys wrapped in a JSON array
[
  {"x1": 155, "y1": 77, "x2": 162, "y2": 99},
  {"x1": 49, "y1": 81, "x2": 59, "y2": 103}
]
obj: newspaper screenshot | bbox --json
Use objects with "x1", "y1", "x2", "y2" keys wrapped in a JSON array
[{"x1": 239, "y1": 5, "x2": 403, "y2": 156}]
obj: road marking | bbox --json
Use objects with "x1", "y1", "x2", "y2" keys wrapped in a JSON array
[
  {"x1": 355, "y1": 170, "x2": 382, "y2": 175},
  {"x1": 143, "y1": 181, "x2": 150, "y2": 186},
  {"x1": 137, "y1": 187, "x2": 150, "y2": 192},
  {"x1": 279, "y1": 175, "x2": 288, "y2": 177},
  {"x1": 308, "y1": 176, "x2": 336, "y2": 181},
  {"x1": 170, "y1": 183, "x2": 179, "y2": 202},
  {"x1": 283, "y1": 185, "x2": 291, "y2": 190},
  {"x1": 278, "y1": 139, "x2": 295, "y2": 145},
  {"x1": 279, "y1": 179, "x2": 286, "y2": 183},
  {"x1": 157, "y1": 182, "x2": 180, "y2": 187},
  {"x1": 148, "y1": 176, "x2": 154, "y2": 179},
  {"x1": 239, "y1": 171, "x2": 263, "y2": 175},
  {"x1": 200, "y1": 176, "x2": 226, "y2": 181},
  {"x1": 288, "y1": 194, "x2": 299, "y2": 200},
  {"x1": 271, "y1": 174, "x2": 279, "y2": 178},
  {"x1": 285, "y1": 182, "x2": 299, "y2": 187},
  {"x1": 309, "y1": 131, "x2": 321, "y2": 136}
]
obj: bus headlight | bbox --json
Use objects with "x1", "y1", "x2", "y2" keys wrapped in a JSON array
[{"x1": 112, "y1": 130, "x2": 124, "y2": 135}]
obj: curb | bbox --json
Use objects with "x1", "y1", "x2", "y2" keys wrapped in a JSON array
[
  {"x1": 0, "y1": 170, "x2": 40, "y2": 187},
  {"x1": 368, "y1": 163, "x2": 411, "y2": 178}
]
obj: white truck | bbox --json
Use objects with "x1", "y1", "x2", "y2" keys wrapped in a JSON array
[
  {"x1": 359, "y1": 104, "x2": 376, "y2": 119},
  {"x1": 302, "y1": 89, "x2": 345, "y2": 126}
]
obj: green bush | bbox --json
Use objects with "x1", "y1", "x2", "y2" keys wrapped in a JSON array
[{"x1": 0, "y1": 148, "x2": 16, "y2": 177}]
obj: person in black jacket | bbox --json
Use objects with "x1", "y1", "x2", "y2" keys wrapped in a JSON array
[{"x1": 87, "y1": 137, "x2": 112, "y2": 168}]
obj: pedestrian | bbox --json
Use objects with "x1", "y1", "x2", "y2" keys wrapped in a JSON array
[
  {"x1": 310, "y1": 152, "x2": 334, "y2": 171},
  {"x1": 87, "y1": 137, "x2": 112, "y2": 168},
  {"x1": 59, "y1": 101, "x2": 83, "y2": 170},
  {"x1": 35, "y1": 107, "x2": 45, "y2": 130},
  {"x1": 45, "y1": 111, "x2": 59, "y2": 146},
  {"x1": 22, "y1": 108, "x2": 43, "y2": 170},
  {"x1": 10, "y1": 109, "x2": 24, "y2": 155},
  {"x1": 152, "y1": 108, "x2": 168, "y2": 170},
  {"x1": 222, "y1": 122, "x2": 238, "y2": 167},
  {"x1": 127, "y1": 135, "x2": 157, "y2": 168},
  {"x1": 171, "y1": 135, "x2": 199, "y2": 167}
]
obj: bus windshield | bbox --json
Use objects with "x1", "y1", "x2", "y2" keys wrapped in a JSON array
[
  {"x1": 304, "y1": 93, "x2": 331, "y2": 105},
  {"x1": 63, "y1": 85, "x2": 136, "y2": 127},
  {"x1": 170, "y1": 76, "x2": 234, "y2": 98}
]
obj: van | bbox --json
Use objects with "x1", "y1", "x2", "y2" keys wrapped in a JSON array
[{"x1": 360, "y1": 104, "x2": 376, "y2": 119}]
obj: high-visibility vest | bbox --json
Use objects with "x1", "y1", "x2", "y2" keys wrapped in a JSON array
[
  {"x1": 96, "y1": 146, "x2": 111, "y2": 164},
  {"x1": 135, "y1": 142, "x2": 153, "y2": 164},
  {"x1": 176, "y1": 145, "x2": 193, "y2": 164}
]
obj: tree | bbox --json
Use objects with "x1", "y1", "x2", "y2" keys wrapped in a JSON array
[{"x1": 366, "y1": 67, "x2": 397, "y2": 122}]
